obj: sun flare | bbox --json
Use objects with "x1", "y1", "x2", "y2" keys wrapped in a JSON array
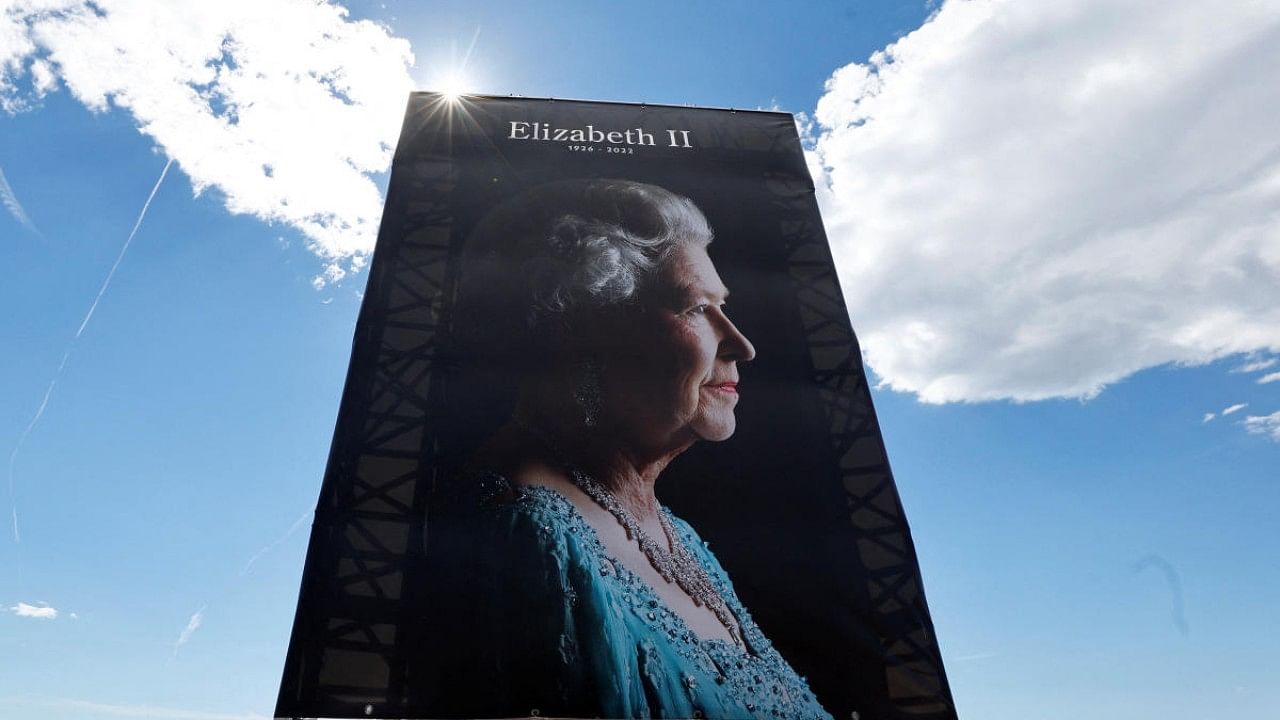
[{"x1": 437, "y1": 71, "x2": 470, "y2": 100}]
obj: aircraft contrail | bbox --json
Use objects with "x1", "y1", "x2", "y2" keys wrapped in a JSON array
[
  {"x1": 239, "y1": 507, "x2": 313, "y2": 576},
  {"x1": 0, "y1": 164, "x2": 38, "y2": 234},
  {"x1": 77, "y1": 158, "x2": 174, "y2": 337},
  {"x1": 1133, "y1": 553, "x2": 1190, "y2": 635},
  {"x1": 8, "y1": 157, "x2": 174, "y2": 544}
]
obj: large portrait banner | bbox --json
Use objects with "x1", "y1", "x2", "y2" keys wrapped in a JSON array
[{"x1": 276, "y1": 93, "x2": 955, "y2": 720}]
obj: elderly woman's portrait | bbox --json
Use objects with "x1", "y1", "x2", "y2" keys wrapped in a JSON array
[{"x1": 417, "y1": 179, "x2": 833, "y2": 719}]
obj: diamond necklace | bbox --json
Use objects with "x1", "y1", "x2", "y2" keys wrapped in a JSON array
[
  {"x1": 565, "y1": 467, "x2": 743, "y2": 646},
  {"x1": 509, "y1": 414, "x2": 743, "y2": 645}
]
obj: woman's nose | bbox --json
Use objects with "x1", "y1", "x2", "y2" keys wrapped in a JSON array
[{"x1": 717, "y1": 313, "x2": 756, "y2": 362}]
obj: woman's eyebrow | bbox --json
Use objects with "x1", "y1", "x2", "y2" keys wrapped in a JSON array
[{"x1": 673, "y1": 283, "x2": 730, "y2": 302}]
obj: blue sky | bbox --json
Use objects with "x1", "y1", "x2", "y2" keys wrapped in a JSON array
[{"x1": 2, "y1": 1, "x2": 1278, "y2": 719}]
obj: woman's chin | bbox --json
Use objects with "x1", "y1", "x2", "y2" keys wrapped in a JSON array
[{"x1": 692, "y1": 417, "x2": 737, "y2": 442}]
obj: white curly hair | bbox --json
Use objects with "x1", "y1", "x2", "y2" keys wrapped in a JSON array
[{"x1": 454, "y1": 179, "x2": 713, "y2": 364}]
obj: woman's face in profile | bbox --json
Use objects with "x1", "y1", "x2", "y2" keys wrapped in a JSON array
[{"x1": 599, "y1": 242, "x2": 756, "y2": 449}]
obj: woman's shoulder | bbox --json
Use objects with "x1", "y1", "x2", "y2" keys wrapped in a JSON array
[
  {"x1": 663, "y1": 511, "x2": 704, "y2": 545},
  {"x1": 431, "y1": 471, "x2": 604, "y2": 618},
  {"x1": 452, "y1": 469, "x2": 595, "y2": 546},
  {"x1": 663, "y1": 510, "x2": 729, "y2": 580}
]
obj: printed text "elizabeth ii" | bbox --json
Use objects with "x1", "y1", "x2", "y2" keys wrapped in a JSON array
[{"x1": 508, "y1": 122, "x2": 693, "y2": 148}]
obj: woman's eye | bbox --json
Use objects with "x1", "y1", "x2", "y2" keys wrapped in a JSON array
[{"x1": 685, "y1": 302, "x2": 725, "y2": 317}]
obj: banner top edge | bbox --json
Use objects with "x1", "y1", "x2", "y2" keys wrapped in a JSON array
[{"x1": 410, "y1": 91, "x2": 798, "y2": 119}]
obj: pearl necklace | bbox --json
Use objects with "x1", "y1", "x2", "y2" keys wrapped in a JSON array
[{"x1": 566, "y1": 467, "x2": 743, "y2": 646}]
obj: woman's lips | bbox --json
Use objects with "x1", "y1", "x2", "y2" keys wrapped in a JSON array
[{"x1": 706, "y1": 382, "x2": 738, "y2": 394}]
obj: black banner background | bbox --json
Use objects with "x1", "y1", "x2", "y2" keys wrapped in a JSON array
[{"x1": 275, "y1": 94, "x2": 955, "y2": 720}]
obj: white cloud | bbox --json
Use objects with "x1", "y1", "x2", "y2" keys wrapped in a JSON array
[
  {"x1": 173, "y1": 605, "x2": 205, "y2": 656},
  {"x1": 1233, "y1": 356, "x2": 1278, "y2": 374},
  {"x1": 1, "y1": 0, "x2": 414, "y2": 282},
  {"x1": 1242, "y1": 411, "x2": 1280, "y2": 442},
  {"x1": 0, "y1": 164, "x2": 37, "y2": 232},
  {"x1": 811, "y1": 0, "x2": 1280, "y2": 403},
  {"x1": 1258, "y1": 372, "x2": 1280, "y2": 385},
  {"x1": 1221, "y1": 403, "x2": 1248, "y2": 416},
  {"x1": 1201, "y1": 412, "x2": 1215, "y2": 423},
  {"x1": 10, "y1": 601, "x2": 57, "y2": 619}
]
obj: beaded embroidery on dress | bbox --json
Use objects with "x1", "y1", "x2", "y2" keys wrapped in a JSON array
[{"x1": 420, "y1": 471, "x2": 833, "y2": 720}]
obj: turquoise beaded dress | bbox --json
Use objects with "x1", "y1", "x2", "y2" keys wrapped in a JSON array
[{"x1": 422, "y1": 473, "x2": 833, "y2": 720}]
